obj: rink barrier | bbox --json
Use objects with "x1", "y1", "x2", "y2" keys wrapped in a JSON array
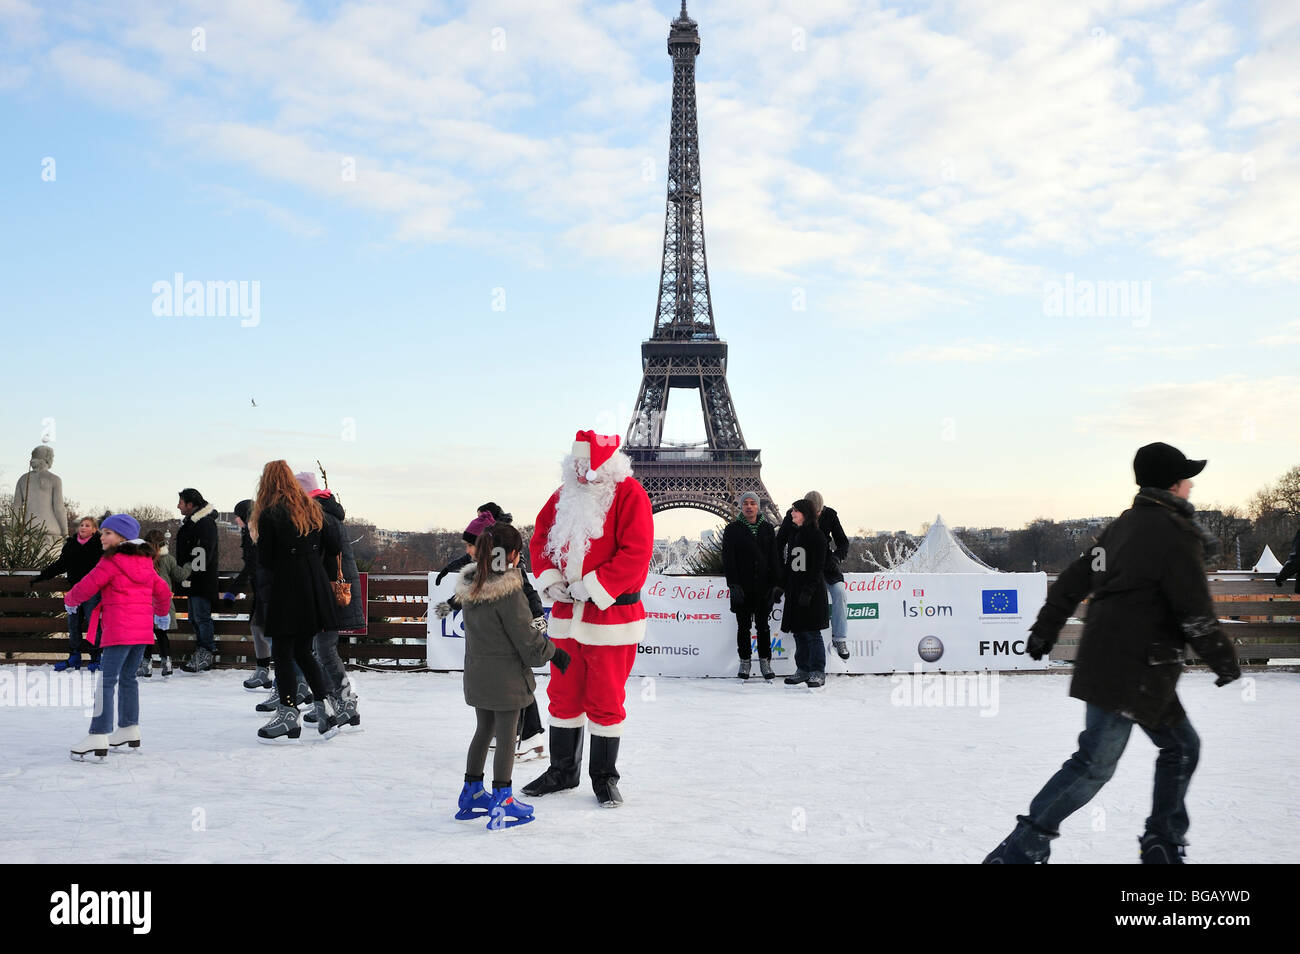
[{"x1": 0, "y1": 573, "x2": 1297, "y2": 669}]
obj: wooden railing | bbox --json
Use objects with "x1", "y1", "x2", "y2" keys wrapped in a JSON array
[{"x1": 2, "y1": 572, "x2": 1296, "y2": 669}]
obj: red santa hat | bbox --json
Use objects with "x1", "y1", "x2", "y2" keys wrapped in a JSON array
[{"x1": 572, "y1": 429, "x2": 621, "y2": 480}]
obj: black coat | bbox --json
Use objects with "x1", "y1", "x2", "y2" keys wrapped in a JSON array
[
  {"x1": 315, "y1": 493, "x2": 365, "y2": 631},
  {"x1": 35, "y1": 534, "x2": 104, "y2": 586},
  {"x1": 230, "y1": 500, "x2": 272, "y2": 627},
  {"x1": 1031, "y1": 493, "x2": 1240, "y2": 729},
  {"x1": 780, "y1": 524, "x2": 830, "y2": 633},
  {"x1": 1277, "y1": 528, "x2": 1300, "y2": 594},
  {"x1": 255, "y1": 506, "x2": 341, "y2": 638},
  {"x1": 721, "y1": 517, "x2": 780, "y2": 610},
  {"x1": 778, "y1": 506, "x2": 850, "y2": 584},
  {"x1": 175, "y1": 503, "x2": 220, "y2": 601}
]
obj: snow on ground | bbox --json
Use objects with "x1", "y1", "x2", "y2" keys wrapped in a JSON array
[{"x1": 1, "y1": 667, "x2": 1296, "y2": 863}]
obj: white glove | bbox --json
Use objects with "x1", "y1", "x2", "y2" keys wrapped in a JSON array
[
  {"x1": 569, "y1": 580, "x2": 591, "y2": 602},
  {"x1": 433, "y1": 601, "x2": 452, "y2": 620},
  {"x1": 531, "y1": 616, "x2": 548, "y2": 634},
  {"x1": 543, "y1": 581, "x2": 571, "y2": 602},
  {"x1": 64, "y1": 603, "x2": 77, "y2": 614},
  {"x1": 153, "y1": 615, "x2": 170, "y2": 630}
]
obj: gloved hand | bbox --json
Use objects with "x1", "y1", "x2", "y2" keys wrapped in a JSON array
[
  {"x1": 543, "y1": 581, "x2": 571, "y2": 602},
  {"x1": 153, "y1": 615, "x2": 170, "y2": 631},
  {"x1": 221, "y1": 591, "x2": 236, "y2": 602},
  {"x1": 569, "y1": 580, "x2": 591, "y2": 602},
  {"x1": 433, "y1": 601, "x2": 452, "y2": 620},
  {"x1": 551, "y1": 647, "x2": 572, "y2": 674},
  {"x1": 1277, "y1": 570, "x2": 1290, "y2": 587},
  {"x1": 530, "y1": 616, "x2": 548, "y2": 634},
  {"x1": 1026, "y1": 628, "x2": 1053, "y2": 661},
  {"x1": 64, "y1": 603, "x2": 77, "y2": 614},
  {"x1": 1215, "y1": 660, "x2": 1242, "y2": 687}
]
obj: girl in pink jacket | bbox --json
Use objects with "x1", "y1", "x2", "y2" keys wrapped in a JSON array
[{"x1": 65, "y1": 514, "x2": 172, "y2": 761}]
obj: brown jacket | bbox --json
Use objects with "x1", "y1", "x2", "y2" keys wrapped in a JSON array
[{"x1": 457, "y1": 564, "x2": 555, "y2": 711}]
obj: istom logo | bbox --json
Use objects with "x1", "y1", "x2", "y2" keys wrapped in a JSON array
[
  {"x1": 847, "y1": 603, "x2": 879, "y2": 620},
  {"x1": 50, "y1": 884, "x2": 151, "y2": 934},
  {"x1": 902, "y1": 599, "x2": 952, "y2": 618}
]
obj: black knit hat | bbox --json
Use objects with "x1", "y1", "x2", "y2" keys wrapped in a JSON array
[
  {"x1": 476, "y1": 501, "x2": 512, "y2": 524},
  {"x1": 1134, "y1": 443, "x2": 1206, "y2": 488}
]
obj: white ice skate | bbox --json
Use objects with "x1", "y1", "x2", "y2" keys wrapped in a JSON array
[{"x1": 70, "y1": 734, "x2": 109, "y2": 762}]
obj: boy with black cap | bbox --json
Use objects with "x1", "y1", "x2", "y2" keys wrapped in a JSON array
[{"x1": 983, "y1": 442, "x2": 1240, "y2": 864}]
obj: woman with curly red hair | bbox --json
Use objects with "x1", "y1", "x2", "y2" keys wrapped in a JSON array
[{"x1": 250, "y1": 460, "x2": 344, "y2": 742}]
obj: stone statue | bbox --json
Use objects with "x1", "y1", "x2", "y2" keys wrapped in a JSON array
[{"x1": 14, "y1": 445, "x2": 65, "y2": 548}]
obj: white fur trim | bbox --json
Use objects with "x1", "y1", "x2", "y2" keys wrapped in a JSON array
[
  {"x1": 589, "y1": 720, "x2": 624, "y2": 738},
  {"x1": 535, "y1": 567, "x2": 564, "y2": 592},
  {"x1": 546, "y1": 608, "x2": 645, "y2": 646},
  {"x1": 187, "y1": 502, "x2": 215, "y2": 523},
  {"x1": 549, "y1": 714, "x2": 587, "y2": 728},
  {"x1": 583, "y1": 570, "x2": 615, "y2": 610}
]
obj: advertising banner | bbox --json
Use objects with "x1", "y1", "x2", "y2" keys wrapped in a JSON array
[{"x1": 427, "y1": 571, "x2": 1049, "y2": 676}]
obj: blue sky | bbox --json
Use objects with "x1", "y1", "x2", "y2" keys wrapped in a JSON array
[{"x1": 2, "y1": 0, "x2": 1297, "y2": 539}]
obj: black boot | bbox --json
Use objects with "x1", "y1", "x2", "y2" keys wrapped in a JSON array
[
  {"x1": 1139, "y1": 833, "x2": 1185, "y2": 864},
  {"x1": 521, "y1": 726, "x2": 584, "y2": 797},
  {"x1": 590, "y1": 734, "x2": 623, "y2": 808}
]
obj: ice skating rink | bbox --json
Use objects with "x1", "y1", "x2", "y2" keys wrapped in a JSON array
[{"x1": 2, "y1": 668, "x2": 1295, "y2": 864}]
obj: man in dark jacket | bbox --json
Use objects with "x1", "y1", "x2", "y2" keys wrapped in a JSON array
[
  {"x1": 722, "y1": 491, "x2": 781, "y2": 680},
  {"x1": 1275, "y1": 527, "x2": 1300, "y2": 593},
  {"x1": 777, "y1": 490, "x2": 851, "y2": 660},
  {"x1": 984, "y1": 443, "x2": 1240, "y2": 865},
  {"x1": 175, "y1": 488, "x2": 219, "y2": 673}
]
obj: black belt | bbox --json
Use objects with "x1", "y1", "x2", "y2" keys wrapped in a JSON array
[{"x1": 613, "y1": 591, "x2": 641, "y2": 606}]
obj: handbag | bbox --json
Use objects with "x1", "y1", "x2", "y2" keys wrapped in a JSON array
[{"x1": 331, "y1": 555, "x2": 352, "y2": 607}]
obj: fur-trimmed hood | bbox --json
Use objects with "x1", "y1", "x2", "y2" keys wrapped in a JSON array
[
  {"x1": 455, "y1": 564, "x2": 523, "y2": 604},
  {"x1": 183, "y1": 502, "x2": 216, "y2": 524}
]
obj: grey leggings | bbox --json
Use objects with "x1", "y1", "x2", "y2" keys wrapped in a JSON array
[
  {"x1": 467, "y1": 708, "x2": 520, "y2": 786},
  {"x1": 313, "y1": 630, "x2": 347, "y2": 694}
]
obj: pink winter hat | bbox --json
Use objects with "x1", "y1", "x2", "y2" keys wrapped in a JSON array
[{"x1": 463, "y1": 510, "x2": 496, "y2": 544}]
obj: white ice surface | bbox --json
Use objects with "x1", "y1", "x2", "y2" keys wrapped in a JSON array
[{"x1": 1, "y1": 668, "x2": 1295, "y2": 863}]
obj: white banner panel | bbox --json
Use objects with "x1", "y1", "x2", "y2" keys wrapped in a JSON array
[{"x1": 427, "y1": 571, "x2": 1049, "y2": 676}]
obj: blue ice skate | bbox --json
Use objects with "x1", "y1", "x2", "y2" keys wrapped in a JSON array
[
  {"x1": 455, "y1": 780, "x2": 493, "y2": 820},
  {"x1": 486, "y1": 786, "x2": 535, "y2": 830}
]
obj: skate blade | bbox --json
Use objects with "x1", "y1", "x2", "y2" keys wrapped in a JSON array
[
  {"x1": 109, "y1": 744, "x2": 142, "y2": 753},
  {"x1": 454, "y1": 808, "x2": 491, "y2": 821},
  {"x1": 514, "y1": 746, "x2": 545, "y2": 762},
  {"x1": 255, "y1": 734, "x2": 303, "y2": 745},
  {"x1": 70, "y1": 751, "x2": 108, "y2": 762},
  {"x1": 243, "y1": 684, "x2": 273, "y2": 693},
  {"x1": 336, "y1": 723, "x2": 364, "y2": 735},
  {"x1": 486, "y1": 813, "x2": 535, "y2": 830}
]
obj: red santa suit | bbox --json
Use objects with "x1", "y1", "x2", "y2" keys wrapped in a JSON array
[{"x1": 530, "y1": 433, "x2": 653, "y2": 737}]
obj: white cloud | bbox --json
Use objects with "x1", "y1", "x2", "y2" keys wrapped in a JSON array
[{"x1": 1075, "y1": 374, "x2": 1300, "y2": 441}]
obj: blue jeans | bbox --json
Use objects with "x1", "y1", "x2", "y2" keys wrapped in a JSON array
[
  {"x1": 792, "y1": 631, "x2": 826, "y2": 675},
  {"x1": 1009, "y1": 703, "x2": 1201, "y2": 861},
  {"x1": 89, "y1": 644, "x2": 146, "y2": 734},
  {"x1": 68, "y1": 593, "x2": 102, "y2": 655},
  {"x1": 188, "y1": 594, "x2": 215, "y2": 651},
  {"x1": 826, "y1": 581, "x2": 847, "y2": 640}
]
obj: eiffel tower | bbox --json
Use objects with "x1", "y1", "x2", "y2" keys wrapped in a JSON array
[{"x1": 625, "y1": 2, "x2": 779, "y2": 523}]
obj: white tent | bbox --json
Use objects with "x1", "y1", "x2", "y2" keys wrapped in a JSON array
[
  {"x1": 1252, "y1": 545, "x2": 1284, "y2": 574},
  {"x1": 894, "y1": 515, "x2": 996, "y2": 573}
]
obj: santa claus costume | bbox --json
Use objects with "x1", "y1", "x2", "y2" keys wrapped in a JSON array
[{"x1": 523, "y1": 430, "x2": 654, "y2": 807}]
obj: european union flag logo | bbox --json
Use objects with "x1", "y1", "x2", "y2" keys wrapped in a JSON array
[{"x1": 982, "y1": 590, "x2": 1018, "y2": 614}]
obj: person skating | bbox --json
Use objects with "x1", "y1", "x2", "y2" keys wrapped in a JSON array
[
  {"x1": 778, "y1": 490, "x2": 850, "y2": 660},
  {"x1": 65, "y1": 515, "x2": 171, "y2": 761},
  {"x1": 435, "y1": 504, "x2": 550, "y2": 759},
  {"x1": 223, "y1": 499, "x2": 279, "y2": 691},
  {"x1": 139, "y1": 529, "x2": 191, "y2": 677},
  {"x1": 780, "y1": 499, "x2": 830, "y2": 689},
  {"x1": 523, "y1": 430, "x2": 654, "y2": 807},
  {"x1": 722, "y1": 491, "x2": 781, "y2": 680},
  {"x1": 250, "y1": 461, "x2": 344, "y2": 743},
  {"x1": 296, "y1": 471, "x2": 364, "y2": 732},
  {"x1": 983, "y1": 443, "x2": 1241, "y2": 864},
  {"x1": 32, "y1": 516, "x2": 105, "y2": 672},
  {"x1": 175, "y1": 488, "x2": 220, "y2": 672},
  {"x1": 454, "y1": 522, "x2": 569, "y2": 829},
  {"x1": 1275, "y1": 526, "x2": 1300, "y2": 593}
]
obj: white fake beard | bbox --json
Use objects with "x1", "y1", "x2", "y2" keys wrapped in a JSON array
[{"x1": 544, "y1": 452, "x2": 630, "y2": 579}]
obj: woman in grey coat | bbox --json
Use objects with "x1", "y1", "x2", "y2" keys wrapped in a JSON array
[{"x1": 454, "y1": 523, "x2": 570, "y2": 829}]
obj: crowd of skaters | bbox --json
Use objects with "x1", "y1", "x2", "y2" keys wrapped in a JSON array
[{"x1": 27, "y1": 433, "x2": 1299, "y2": 854}]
